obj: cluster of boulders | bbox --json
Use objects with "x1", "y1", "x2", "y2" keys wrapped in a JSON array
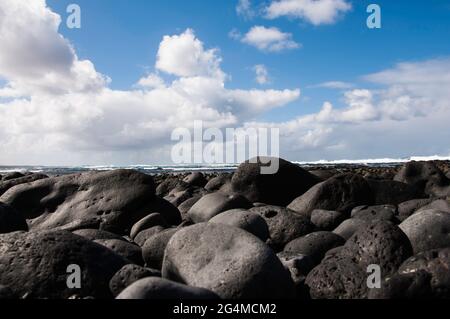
[{"x1": 0, "y1": 158, "x2": 449, "y2": 299}]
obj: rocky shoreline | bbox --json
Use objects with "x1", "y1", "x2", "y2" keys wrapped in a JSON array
[{"x1": 0, "y1": 158, "x2": 449, "y2": 299}]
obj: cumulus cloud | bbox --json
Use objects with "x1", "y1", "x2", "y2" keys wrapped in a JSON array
[
  {"x1": 240, "y1": 26, "x2": 300, "y2": 52},
  {"x1": 0, "y1": 0, "x2": 108, "y2": 97},
  {"x1": 155, "y1": 29, "x2": 225, "y2": 79},
  {"x1": 0, "y1": 1, "x2": 300, "y2": 165},
  {"x1": 253, "y1": 65, "x2": 270, "y2": 85},
  {"x1": 246, "y1": 58, "x2": 450, "y2": 160},
  {"x1": 265, "y1": 0, "x2": 352, "y2": 25}
]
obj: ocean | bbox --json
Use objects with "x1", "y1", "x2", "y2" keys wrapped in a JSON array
[{"x1": 1, "y1": 155, "x2": 449, "y2": 176}]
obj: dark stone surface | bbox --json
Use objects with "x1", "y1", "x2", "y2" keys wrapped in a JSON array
[
  {"x1": 116, "y1": 277, "x2": 219, "y2": 299},
  {"x1": 0, "y1": 230, "x2": 128, "y2": 299},
  {"x1": 142, "y1": 228, "x2": 178, "y2": 269},
  {"x1": 0, "y1": 202, "x2": 28, "y2": 234},
  {"x1": 310, "y1": 209, "x2": 347, "y2": 231},
  {"x1": 249, "y1": 205, "x2": 315, "y2": 251},
  {"x1": 109, "y1": 264, "x2": 161, "y2": 297},
  {"x1": 288, "y1": 174, "x2": 373, "y2": 217},
  {"x1": 400, "y1": 209, "x2": 450, "y2": 254},
  {"x1": 162, "y1": 223, "x2": 295, "y2": 299},
  {"x1": 209, "y1": 209, "x2": 269, "y2": 241},
  {"x1": 231, "y1": 157, "x2": 320, "y2": 206}
]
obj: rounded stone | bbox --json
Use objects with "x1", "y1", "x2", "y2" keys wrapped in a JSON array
[
  {"x1": 109, "y1": 264, "x2": 161, "y2": 297},
  {"x1": 94, "y1": 239, "x2": 144, "y2": 265},
  {"x1": 231, "y1": 157, "x2": 319, "y2": 206},
  {"x1": 249, "y1": 205, "x2": 315, "y2": 251},
  {"x1": 0, "y1": 230, "x2": 128, "y2": 298},
  {"x1": 142, "y1": 228, "x2": 178, "y2": 269},
  {"x1": 187, "y1": 192, "x2": 252, "y2": 223},
  {"x1": 399, "y1": 209, "x2": 450, "y2": 254},
  {"x1": 333, "y1": 218, "x2": 369, "y2": 240},
  {"x1": 130, "y1": 213, "x2": 168, "y2": 240},
  {"x1": 209, "y1": 209, "x2": 270, "y2": 241},
  {"x1": 116, "y1": 277, "x2": 219, "y2": 300},
  {"x1": 133, "y1": 226, "x2": 166, "y2": 247},
  {"x1": 162, "y1": 223, "x2": 295, "y2": 299},
  {"x1": 343, "y1": 221, "x2": 413, "y2": 275},
  {"x1": 311, "y1": 209, "x2": 347, "y2": 231},
  {"x1": 284, "y1": 232, "x2": 345, "y2": 264}
]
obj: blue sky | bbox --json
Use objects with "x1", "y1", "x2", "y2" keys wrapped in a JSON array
[
  {"x1": 1, "y1": 0, "x2": 450, "y2": 165},
  {"x1": 47, "y1": 0, "x2": 450, "y2": 121}
]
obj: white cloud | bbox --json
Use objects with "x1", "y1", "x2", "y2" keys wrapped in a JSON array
[
  {"x1": 253, "y1": 64, "x2": 270, "y2": 85},
  {"x1": 236, "y1": 0, "x2": 255, "y2": 19},
  {"x1": 265, "y1": 0, "x2": 352, "y2": 25},
  {"x1": 136, "y1": 73, "x2": 166, "y2": 89},
  {"x1": 246, "y1": 58, "x2": 450, "y2": 160},
  {"x1": 313, "y1": 81, "x2": 354, "y2": 89},
  {"x1": 155, "y1": 29, "x2": 225, "y2": 79},
  {"x1": 241, "y1": 26, "x2": 300, "y2": 52},
  {"x1": 0, "y1": 1, "x2": 300, "y2": 165},
  {"x1": 0, "y1": 0, "x2": 108, "y2": 97}
]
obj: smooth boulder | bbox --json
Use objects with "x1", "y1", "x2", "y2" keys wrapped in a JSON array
[
  {"x1": 399, "y1": 209, "x2": 450, "y2": 254},
  {"x1": 288, "y1": 174, "x2": 373, "y2": 217},
  {"x1": 187, "y1": 192, "x2": 251, "y2": 223},
  {"x1": 109, "y1": 264, "x2": 161, "y2": 297},
  {"x1": 209, "y1": 209, "x2": 270, "y2": 241},
  {"x1": 162, "y1": 223, "x2": 295, "y2": 299}
]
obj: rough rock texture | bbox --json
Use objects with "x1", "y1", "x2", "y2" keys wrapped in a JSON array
[
  {"x1": 0, "y1": 230, "x2": 128, "y2": 298},
  {"x1": 187, "y1": 192, "x2": 251, "y2": 223},
  {"x1": 0, "y1": 202, "x2": 28, "y2": 234},
  {"x1": 94, "y1": 239, "x2": 143, "y2": 265},
  {"x1": 397, "y1": 198, "x2": 434, "y2": 222},
  {"x1": 399, "y1": 209, "x2": 450, "y2": 254},
  {"x1": 0, "y1": 170, "x2": 181, "y2": 234},
  {"x1": 142, "y1": 228, "x2": 178, "y2": 269},
  {"x1": 351, "y1": 205, "x2": 399, "y2": 223},
  {"x1": 342, "y1": 221, "x2": 413, "y2": 275},
  {"x1": 162, "y1": 223, "x2": 295, "y2": 299},
  {"x1": 367, "y1": 179, "x2": 424, "y2": 205},
  {"x1": 72, "y1": 228, "x2": 125, "y2": 241},
  {"x1": 109, "y1": 264, "x2": 161, "y2": 297},
  {"x1": 288, "y1": 174, "x2": 373, "y2": 217},
  {"x1": 249, "y1": 205, "x2": 314, "y2": 250},
  {"x1": 231, "y1": 157, "x2": 320, "y2": 206},
  {"x1": 116, "y1": 277, "x2": 219, "y2": 300},
  {"x1": 394, "y1": 161, "x2": 450, "y2": 197},
  {"x1": 333, "y1": 218, "x2": 370, "y2": 240},
  {"x1": 209, "y1": 209, "x2": 270, "y2": 241},
  {"x1": 310, "y1": 209, "x2": 346, "y2": 231}
]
